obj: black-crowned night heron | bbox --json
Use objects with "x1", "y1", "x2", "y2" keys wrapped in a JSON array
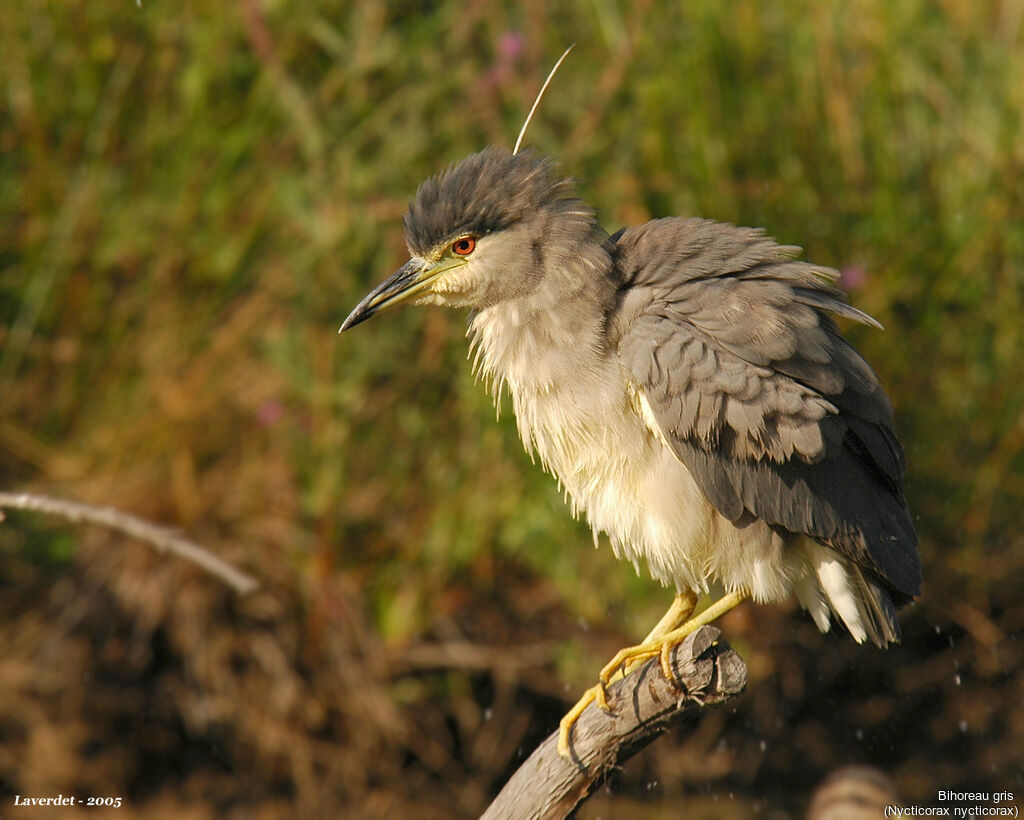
[{"x1": 341, "y1": 146, "x2": 921, "y2": 756}]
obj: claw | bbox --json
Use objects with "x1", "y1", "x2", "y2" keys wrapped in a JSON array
[{"x1": 659, "y1": 640, "x2": 676, "y2": 682}]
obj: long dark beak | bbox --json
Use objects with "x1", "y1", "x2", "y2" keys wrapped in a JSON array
[{"x1": 340, "y1": 258, "x2": 428, "y2": 332}]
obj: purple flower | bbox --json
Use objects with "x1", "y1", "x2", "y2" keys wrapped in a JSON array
[
  {"x1": 498, "y1": 31, "x2": 525, "y2": 62},
  {"x1": 839, "y1": 265, "x2": 868, "y2": 290},
  {"x1": 257, "y1": 398, "x2": 284, "y2": 427},
  {"x1": 486, "y1": 31, "x2": 526, "y2": 88}
]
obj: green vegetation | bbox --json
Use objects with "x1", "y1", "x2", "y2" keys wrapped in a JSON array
[{"x1": 2, "y1": 1, "x2": 1021, "y2": 816}]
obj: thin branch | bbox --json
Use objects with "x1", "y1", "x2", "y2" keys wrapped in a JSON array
[
  {"x1": 480, "y1": 626, "x2": 747, "y2": 820},
  {"x1": 390, "y1": 640, "x2": 555, "y2": 674},
  {"x1": 0, "y1": 491, "x2": 258, "y2": 595}
]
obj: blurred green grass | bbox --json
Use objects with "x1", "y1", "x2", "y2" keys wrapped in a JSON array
[{"x1": 2, "y1": 0, "x2": 1022, "y2": 817}]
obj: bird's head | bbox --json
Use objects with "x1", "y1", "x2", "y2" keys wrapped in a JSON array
[{"x1": 341, "y1": 146, "x2": 591, "y2": 331}]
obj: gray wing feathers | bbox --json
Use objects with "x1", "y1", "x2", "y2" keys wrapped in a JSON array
[
  {"x1": 619, "y1": 311, "x2": 841, "y2": 464},
  {"x1": 611, "y1": 218, "x2": 921, "y2": 602}
]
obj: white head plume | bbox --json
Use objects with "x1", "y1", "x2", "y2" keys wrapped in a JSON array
[{"x1": 513, "y1": 45, "x2": 574, "y2": 156}]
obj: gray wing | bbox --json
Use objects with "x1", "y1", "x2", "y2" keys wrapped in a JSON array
[{"x1": 609, "y1": 217, "x2": 921, "y2": 602}]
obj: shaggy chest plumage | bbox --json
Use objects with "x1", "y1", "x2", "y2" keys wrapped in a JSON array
[{"x1": 467, "y1": 265, "x2": 788, "y2": 600}]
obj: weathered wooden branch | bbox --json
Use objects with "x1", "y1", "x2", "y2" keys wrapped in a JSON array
[
  {"x1": 0, "y1": 491, "x2": 258, "y2": 594},
  {"x1": 481, "y1": 625, "x2": 746, "y2": 820}
]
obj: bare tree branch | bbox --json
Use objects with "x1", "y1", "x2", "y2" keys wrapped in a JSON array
[
  {"x1": 0, "y1": 491, "x2": 258, "y2": 594},
  {"x1": 481, "y1": 626, "x2": 746, "y2": 820}
]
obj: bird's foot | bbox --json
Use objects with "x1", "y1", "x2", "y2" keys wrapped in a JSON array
[
  {"x1": 556, "y1": 638, "x2": 681, "y2": 759},
  {"x1": 556, "y1": 591, "x2": 747, "y2": 759},
  {"x1": 597, "y1": 591, "x2": 748, "y2": 686},
  {"x1": 598, "y1": 636, "x2": 678, "y2": 687}
]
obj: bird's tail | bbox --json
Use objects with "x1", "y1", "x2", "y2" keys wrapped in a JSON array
[
  {"x1": 802, "y1": 541, "x2": 902, "y2": 647},
  {"x1": 849, "y1": 566, "x2": 902, "y2": 647}
]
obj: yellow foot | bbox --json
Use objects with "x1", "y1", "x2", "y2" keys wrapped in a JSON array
[
  {"x1": 556, "y1": 590, "x2": 747, "y2": 759},
  {"x1": 598, "y1": 591, "x2": 747, "y2": 685}
]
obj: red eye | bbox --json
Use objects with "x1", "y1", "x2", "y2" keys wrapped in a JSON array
[{"x1": 452, "y1": 236, "x2": 476, "y2": 256}]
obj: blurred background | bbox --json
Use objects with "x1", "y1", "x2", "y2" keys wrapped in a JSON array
[{"x1": 2, "y1": 1, "x2": 1022, "y2": 817}]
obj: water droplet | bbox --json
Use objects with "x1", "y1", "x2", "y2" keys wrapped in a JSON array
[
  {"x1": 953, "y1": 674, "x2": 961, "y2": 686},
  {"x1": 484, "y1": 708, "x2": 493, "y2": 721}
]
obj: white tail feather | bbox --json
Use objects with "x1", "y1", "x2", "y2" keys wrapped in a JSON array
[{"x1": 807, "y1": 541, "x2": 869, "y2": 643}]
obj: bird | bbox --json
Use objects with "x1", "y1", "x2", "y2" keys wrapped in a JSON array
[{"x1": 341, "y1": 126, "x2": 921, "y2": 759}]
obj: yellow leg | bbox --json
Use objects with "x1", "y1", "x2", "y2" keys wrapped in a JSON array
[
  {"x1": 557, "y1": 590, "x2": 747, "y2": 758},
  {"x1": 606, "y1": 589, "x2": 699, "y2": 684},
  {"x1": 644, "y1": 590, "x2": 700, "y2": 643},
  {"x1": 598, "y1": 590, "x2": 747, "y2": 684}
]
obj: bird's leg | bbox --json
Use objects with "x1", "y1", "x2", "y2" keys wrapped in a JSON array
[
  {"x1": 598, "y1": 591, "x2": 748, "y2": 686},
  {"x1": 604, "y1": 589, "x2": 699, "y2": 685},
  {"x1": 557, "y1": 590, "x2": 698, "y2": 757}
]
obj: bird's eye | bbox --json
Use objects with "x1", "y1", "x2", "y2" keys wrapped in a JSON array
[{"x1": 452, "y1": 236, "x2": 476, "y2": 256}]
